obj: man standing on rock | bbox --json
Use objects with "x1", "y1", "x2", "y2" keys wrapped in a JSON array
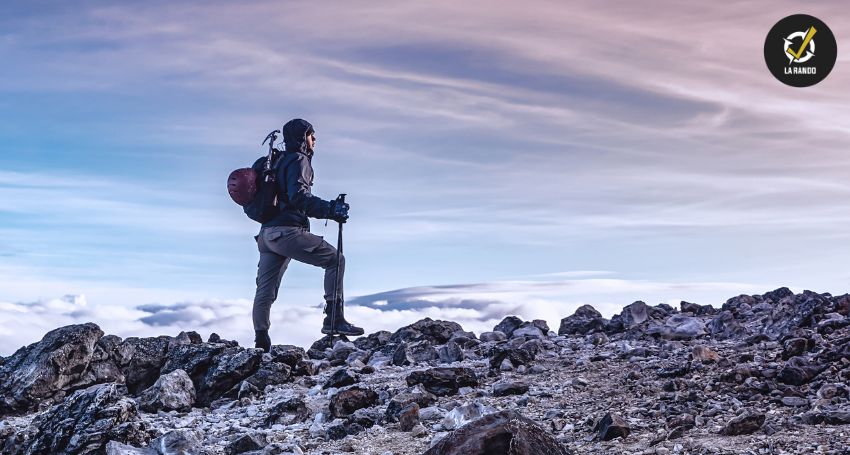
[{"x1": 252, "y1": 118, "x2": 364, "y2": 353}]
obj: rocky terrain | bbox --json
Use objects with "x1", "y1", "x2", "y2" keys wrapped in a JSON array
[{"x1": 0, "y1": 287, "x2": 849, "y2": 455}]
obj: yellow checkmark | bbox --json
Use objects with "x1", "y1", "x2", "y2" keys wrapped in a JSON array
[{"x1": 786, "y1": 26, "x2": 817, "y2": 60}]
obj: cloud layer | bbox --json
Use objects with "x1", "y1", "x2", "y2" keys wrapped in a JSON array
[{"x1": 0, "y1": 274, "x2": 781, "y2": 356}]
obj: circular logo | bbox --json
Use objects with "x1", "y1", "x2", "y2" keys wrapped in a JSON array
[{"x1": 764, "y1": 14, "x2": 837, "y2": 87}]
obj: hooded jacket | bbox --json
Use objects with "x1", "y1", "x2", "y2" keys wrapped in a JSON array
[{"x1": 261, "y1": 119, "x2": 332, "y2": 229}]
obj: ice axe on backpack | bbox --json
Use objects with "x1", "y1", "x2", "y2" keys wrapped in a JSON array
[{"x1": 261, "y1": 129, "x2": 281, "y2": 180}]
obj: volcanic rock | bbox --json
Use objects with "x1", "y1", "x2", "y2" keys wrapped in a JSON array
[
  {"x1": 493, "y1": 380, "x2": 529, "y2": 397},
  {"x1": 406, "y1": 367, "x2": 478, "y2": 396},
  {"x1": 390, "y1": 318, "x2": 464, "y2": 345},
  {"x1": 0, "y1": 323, "x2": 105, "y2": 415},
  {"x1": 138, "y1": 368, "x2": 195, "y2": 413},
  {"x1": 398, "y1": 403, "x2": 420, "y2": 431},
  {"x1": 120, "y1": 335, "x2": 172, "y2": 395},
  {"x1": 194, "y1": 347, "x2": 262, "y2": 406},
  {"x1": 593, "y1": 412, "x2": 630, "y2": 441},
  {"x1": 424, "y1": 410, "x2": 570, "y2": 455},
  {"x1": 558, "y1": 305, "x2": 607, "y2": 335},
  {"x1": 13, "y1": 383, "x2": 148, "y2": 454},
  {"x1": 720, "y1": 413, "x2": 765, "y2": 436},
  {"x1": 494, "y1": 316, "x2": 524, "y2": 338},
  {"x1": 329, "y1": 386, "x2": 379, "y2": 418}
]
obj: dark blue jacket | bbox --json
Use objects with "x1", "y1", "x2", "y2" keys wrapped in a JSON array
[{"x1": 261, "y1": 118, "x2": 330, "y2": 229}]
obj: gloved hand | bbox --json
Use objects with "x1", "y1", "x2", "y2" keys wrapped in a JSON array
[{"x1": 328, "y1": 199, "x2": 350, "y2": 223}]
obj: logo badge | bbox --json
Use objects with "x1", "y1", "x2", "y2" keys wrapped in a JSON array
[{"x1": 764, "y1": 14, "x2": 837, "y2": 87}]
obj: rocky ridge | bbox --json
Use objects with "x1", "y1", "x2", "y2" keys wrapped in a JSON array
[{"x1": 0, "y1": 287, "x2": 848, "y2": 454}]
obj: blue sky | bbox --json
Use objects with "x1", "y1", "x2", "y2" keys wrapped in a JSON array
[{"x1": 1, "y1": 1, "x2": 848, "y2": 354}]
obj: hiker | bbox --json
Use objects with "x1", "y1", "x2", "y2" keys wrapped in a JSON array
[{"x1": 252, "y1": 118, "x2": 364, "y2": 352}]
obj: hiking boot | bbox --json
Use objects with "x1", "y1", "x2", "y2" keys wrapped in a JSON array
[
  {"x1": 321, "y1": 299, "x2": 364, "y2": 336},
  {"x1": 254, "y1": 330, "x2": 271, "y2": 353}
]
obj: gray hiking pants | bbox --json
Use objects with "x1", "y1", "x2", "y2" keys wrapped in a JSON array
[{"x1": 252, "y1": 225, "x2": 344, "y2": 331}]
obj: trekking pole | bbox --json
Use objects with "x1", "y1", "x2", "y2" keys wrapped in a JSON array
[{"x1": 330, "y1": 193, "x2": 346, "y2": 336}]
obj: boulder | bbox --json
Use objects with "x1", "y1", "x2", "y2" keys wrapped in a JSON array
[
  {"x1": 243, "y1": 361, "x2": 291, "y2": 390},
  {"x1": 105, "y1": 441, "x2": 156, "y2": 455},
  {"x1": 138, "y1": 369, "x2": 195, "y2": 413},
  {"x1": 655, "y1": 314, "x2": 706, "y2": 340},
  {"x1": 324, "y1": 368, "x2": 358, "y2": 389},
  {"x1": 398, "y1": 403, "x2": 420, "y2": 432},
  {"x1": 390, "y1": 318, "x2": 464, "y2": 345},
  {"x1": 194, "y1": 348, "x2": 263, "y2": 406},
  {"x1": 511, "y1": 323, "x2": 546, "y2": 339},
  {"x1": 148, "y1": 430, "x2": 202, "y2": 455},
  {"x1": 777, "y1": 356, "x2": 826, "y2": 386},
  {"x1": 437, "y1": 340, "x2": 465, "y2": 363},
  {"x1": 593, "y1": 412, "x2": 630, "y2": 441},
  {"x1": 329, "y1": 386, "x2": 379, "y2": 418},
  {"x1": 119, "y1": 336, "x2": 172, "y2": 395},
  {"x1": 406, "y1": 367, "x2": 479, "y2": 396},
  {"x1": 0, "y1": 323, "x2": 105, "y2": 415},
  {"x1": 424, "y1": 410, "x2": 570, "y2": 455},
  {"x1": 160, "y1": 343, "x2": 226, "y2": 387},
  {"x1": 708, "y1": 311, "x2": 746, "y2": 340},
  {"x1": 720, "y1": 413, "x2": 765, "y2": 436},
  {"x1": 264, "y1": 397, "x2": 311, "y2": 426},
  {"x1": 691, "y1": 346, "x2": 720, "y2": 363},
  {"x1": 393, "y1": 340, "x2": 439, "y2": 366},
  {"x1": 15, "y1": 383, "x2": 149, "y2": 454},
  {"x1": 307, "y1": 334, "x2": 349, "y2": 360},
  {"x1": 385, "y1": 388, "x2": 438, "y2": 422},
  {"x1": 480, "y1": 331, "x2": 508, "y2": 343},
  {"x1": 493, "y1": 380, "x2": 529, "y2": 397},
  {"x1": 680, "y1": 301, "x2": 715, "y2": 315},
  {"x1": 488, "y1": 343, "x2": 536, "y2": 370},
  {"x1": 494, "y1": 316, "x2": 524, "y2": 338},
  {"x1": 225, "y1": 433, "x2": 266, "y2": 455},
  {"x1": 267, "y1": 345, "x2": 308, "y2": 375},
  {"x1": 558, "y1": 305, "x2": 607, "y2": 335},
  {"x1": 353, "y1": 331, "x2": 392, "y2": 352},
  {"x1": 762, "y1": 290, "x2": 830, "y2": 340}
]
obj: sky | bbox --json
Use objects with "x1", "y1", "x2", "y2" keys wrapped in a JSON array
[{"x1": 0, "y1": 1, "x2": 848, "y2": 355}]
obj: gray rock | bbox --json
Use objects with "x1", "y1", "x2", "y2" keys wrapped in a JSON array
[
  {"x1": 390, "y1": 318, "x2": 465, "y2": 345},
  {"x1": 494, "y1": 316, "x2": 524, "y2": 338},
  {"x1": 593, "y1": 412, "x2": 630, "y2": 441},
  {"x1": 195, "y1": 347, "x2": 263, "y2": 406},
  {"x1": 406, "y1": 367, "x2": 479, "y2": 396},
  {"x1": 16, "y1": 383, "x2": 149, "y2": 454},
  {"x1": 149, "y1": 430, "x2": 203, "y2": 455},
  {"x1": 226, "y1": 433, "x2": 266, "y2": 455},
  {"x1": 138, "y1": 368, "x2": 195, "y2": 413},
  {"x1": 353, "y1": 331, "x2": 393, "y2": 352},
  {"x1": 329, "y1": 386, "x2": 379, "y2": 418},
  {"x1": 0, "y1": 323, "x2": 106, "y2": 415},
  {"x1": 120, "y1": 335, "x2": 173, "y2": 395},
  {"x1": 512, "y1": 324, "x2": 545, "y2": 339},
  {"x1": 398, "y1": 403, "x2": 420, "y2": 432},
  {"x1": 558, "y1": 305, "x2": 607, "y2": 335},
  {"x1": 264, "y1": 397, "x2": 312, "y2": 426},
  {"x1": 720, "y1": 413, "x2": 765, "y2": 436},
  {"x1": 106, "y1": 441, "x2": 157, "y2": 455},
  {"x1": 324, "y1": 368, "x2": 358, "y2": 389},
  {"x1": 426, "y1": 410, "x2": 570, "y2": 455},
  {"x1": 385, "y1": 388, "x2": 438, "y2": 422},
  {"x1": 437, "y1": 340, "x2": 464, "y2": 364},
  {"x1": 479, "y1": 331, "x2": 507, "y2": 342},
  {"x1": 493, "y1": 380, "x2": 529, "y2": 397}
]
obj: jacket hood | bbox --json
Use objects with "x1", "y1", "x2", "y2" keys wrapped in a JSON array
[{"x1": 282, "y1": 118, "x2": 314, "y2": 155}]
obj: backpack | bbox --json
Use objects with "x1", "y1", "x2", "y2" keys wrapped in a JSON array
[{"x1": 227, "y1": 130, "x2": 287, "y2": 223}]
